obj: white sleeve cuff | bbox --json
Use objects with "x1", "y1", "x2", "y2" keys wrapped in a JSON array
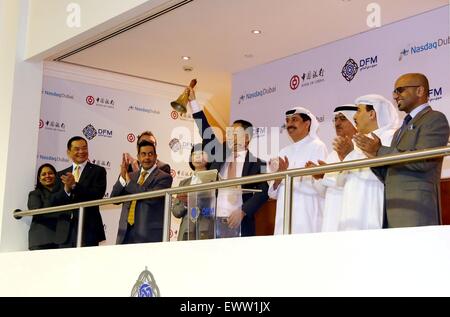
[
  {"x1": 267, "y1": 181, "x2": 280, "y2": 199},
  {"x1": 189, "y1": 100, "x2": 202, "y2": 113}
]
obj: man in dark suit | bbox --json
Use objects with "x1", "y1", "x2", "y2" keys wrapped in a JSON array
[
  {"x1": 111, "y1": 140, "x2": 173, "y2": 244},
  {"x1": 187, "y1": 87, "x2": 269, "y2": 237},
  {"x1": 125, "y1": 131, "x2": 171, "y2": 174},
  {"x1": 354, "y1": 73, "x2": 450, "y2": 228},
  {"x1": 53, "y1": 136, "x2": 106, "y2": 247}
]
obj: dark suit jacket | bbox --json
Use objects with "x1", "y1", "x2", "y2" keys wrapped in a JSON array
[
  {"x1": 156, "y1": 160, "x2": 171, "y2": 175},
  {"x1": 128, "y1": 160, "x2": 171, "y2": 175},
  {"x1": 111, "y1": 167, "x2": 173, "y2": 244},
  {"x1": 27, "y1": 181, "x2": 70, "y2": 249},
  {"x1": 372, "y1": 106, "x2": 450, "y2": 228},
  {"x1": 193, "y1": 110, "x2": 269, "y2": 236},
  {"x1": 53, "y1": 162, "x2": 107, "y2": 246}
]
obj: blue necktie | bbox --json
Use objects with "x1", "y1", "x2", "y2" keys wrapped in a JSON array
[{"x1": 396, "y1": 114, "x2": 412, "y2": 144}]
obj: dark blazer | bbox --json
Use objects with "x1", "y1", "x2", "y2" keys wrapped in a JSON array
[
  {"x1": 53, "y1": 162, "x2": 107, "y2": 246},
  {"x1": 156, "y1": 160, "x2": 171, "y2": 175},
  {"x1": 193, "y1": 110, "x2": 269, "y2": 236},
  {"x1": 128, "y1": 159, "x2": 171, "y2": 175},
  {"x1": 372, "y1": 106, "x2": 450, "y2": 228},
  {"x1": 27, "y1": 181, "x2": 70, "y2": 249},
  {"x1": 111, "y1": 167, "x2": 173, "y2": 244}
]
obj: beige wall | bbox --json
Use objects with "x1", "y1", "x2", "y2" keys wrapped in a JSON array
[
  {"x1": 26, "y1": 0, "x2": 173, "y2": 59},
  {"x1": 0, "y1": 0, "x2": 22, "y2": 242}
]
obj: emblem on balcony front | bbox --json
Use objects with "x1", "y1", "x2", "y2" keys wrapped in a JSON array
[{"x1": 131, "y1": 267, "x2": 160, "y2": 297}]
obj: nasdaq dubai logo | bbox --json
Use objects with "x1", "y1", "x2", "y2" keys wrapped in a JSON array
[
  {"x1": 131, "y1": 267, "x2": 160, "y2": 297},
  {"x1": 85, "y1": 95, "x2": 115, "y2": 109},
  {"x1": 341, "y1": 56, "x2": 378, "y2": 82},
  {"x1": 429, "y1": 87, "x2": 443, "y2": 102},
  {"x1": 42, "y1": 90, "x2": 74, "y2": 100},
  {"x1": 38, "y1": 154, "x2": 69, "y2": 164},
  {"x1": 82, "y1": 124, "x2": 113, "y2": 140},
  {"x1": 128, "y1": 105, "x2": 160, "y2": 115},
  {"x1": 238, "y1": 86, "x2": 277, "y2": 104},
  {"x1": 399, "y1": 36, "x2": 450, "y2": 61},
  {"x1": 398, "y1": 48, "x2": 409, "y2": 61}
]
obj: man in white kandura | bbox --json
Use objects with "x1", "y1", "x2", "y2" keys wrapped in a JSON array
[
  {"x1": 268, "y1": 107, "x2": 328, "y2": 234},
  {"x1": 336, "y1": 94, "x2": 399, "y2": 231},
  {"x1": 306, "y1": 105, "x2": 358, "y2": 232}
]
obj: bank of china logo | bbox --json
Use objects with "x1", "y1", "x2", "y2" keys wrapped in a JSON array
[
  {"x1": 82, "y1": 124, "x2": 97, "y2": 140},
  {"x1": 341, "y1": 58, "x2": 359, "y2": 82},
  {"x1": 131, "y1": 267, "x2": 160, "y2": 297}
]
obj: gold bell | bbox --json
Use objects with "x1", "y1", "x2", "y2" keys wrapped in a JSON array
[{"x1": 170, "y1": 79, "x2": 197, "y2": 113}]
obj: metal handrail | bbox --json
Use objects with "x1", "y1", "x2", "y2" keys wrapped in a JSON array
[{"x1": 13, "y1": 146, "x2": 450, "y2": 244}]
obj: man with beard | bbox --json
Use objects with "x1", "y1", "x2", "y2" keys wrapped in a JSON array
[
  {"x1": 268, "y1": 107, "x2": 328, "y2": 234},
  {"x1": 306, "y1": 105, "x2": 358, "y2": 232},
  {"x1": 336, "y1": 95, "x2": 399, "y2": 231}
]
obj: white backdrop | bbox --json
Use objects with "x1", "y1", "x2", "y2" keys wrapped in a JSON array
[
  {"x1": 37, "y1": 63, "x2": 206, "y2": 244},
  {"x1": 231, "y1": 6, "x2": 450, "y2": 176}
]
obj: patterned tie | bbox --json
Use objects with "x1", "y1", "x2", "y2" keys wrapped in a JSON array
[
  {"x1": 127, "y1": 170, "x2": 148, "y2": 226},
  {"x1": 73, "y1": 165, "x2": 80, "y2": 182},
  {"x1": 395, "y1": 114, "x2": 412, "y2": 144}
]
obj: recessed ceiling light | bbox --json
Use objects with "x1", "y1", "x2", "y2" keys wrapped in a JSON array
[
  {"x1": 251, "y1": 30, "x2": 262, "y2": 34},
  {"x1": 182, "y1": 56, "x2": 191, "y2": 60}
]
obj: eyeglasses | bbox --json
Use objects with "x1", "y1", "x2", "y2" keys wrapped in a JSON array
[{"x1": 393, "y1": 85, "x2": 420, "y2": 95}]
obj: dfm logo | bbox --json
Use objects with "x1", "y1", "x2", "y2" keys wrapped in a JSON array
[
  {"x1": 342, "y1": 55, "x2": 378, "y2": 82},
  {"x1": 429, "y1": 87, "x2": 443, "y2": 102},
  {"x1": 359, "y1": 56, "x2": 378, "y2": 68},
  {"x1": 97, "y1": 129, "x2": 113, "y2": 137},
  {"x1": 82, "y1": 124, "x2": 113, "y2": 140}
]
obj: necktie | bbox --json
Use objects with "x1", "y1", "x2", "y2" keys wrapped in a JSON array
[
  {"x1": 395, "y1": 114, "x2": 412, "y2": 144},
  {"x1": 227, "y1": 153, "x2": 238, "y2": 179},
  {"x1": 128, "y1": 170, "x2": 148, "y2": 226},
  {"x1": 74, "y1": 165, "x2": 80, "y2": 182}
]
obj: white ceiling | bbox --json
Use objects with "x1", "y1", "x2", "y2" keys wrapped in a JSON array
[{"x1": 60, "y1": 0, "x2": 448, "y2": 123}]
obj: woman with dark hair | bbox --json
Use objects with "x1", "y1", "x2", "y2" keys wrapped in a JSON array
[
  {"x1": 27, "y1": 163, "x2": 67, "y2": 250},
  {"x1": 171, "y1": 144, "x2": 214, "y2": 241}
]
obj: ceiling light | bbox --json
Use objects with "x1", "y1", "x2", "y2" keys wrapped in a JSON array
[
  {"x1": 244, "y1": 54, "x2": 254, "y2": 58},
  {"x1": 251, "y1": 30, "x2": 262, "y2": 34},
  {"x1": 182, "y1": 56, "x2": 191, "y2": 60}
]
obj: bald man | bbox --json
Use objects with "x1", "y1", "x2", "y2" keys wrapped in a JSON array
[{"x1": 354, "y1": 73, "x2": 449, "y2": 228}]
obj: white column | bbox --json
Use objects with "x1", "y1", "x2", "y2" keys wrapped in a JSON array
[{"x1": 0, "y1": 0, "x2": 44, "y2": 252}]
